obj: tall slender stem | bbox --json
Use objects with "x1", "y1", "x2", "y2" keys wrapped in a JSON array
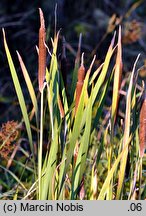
[{"x1": 38, "y1": 89, "x2": 44, "y2": 199}]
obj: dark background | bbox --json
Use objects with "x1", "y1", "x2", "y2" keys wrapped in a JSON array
[{"x1": 0, "y1": 0, "x2": 146, "y2": 123}]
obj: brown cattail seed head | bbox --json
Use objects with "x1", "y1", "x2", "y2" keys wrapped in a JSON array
[
  {"x1": 38, "y1": 8, "x2": 46, "y2": 92},
  {"x1": 77, "y1": 53, "x2": 85, "y2": 83},
  {"x1": 139, "y1": 92, "x2": 146, "y2": 158},
  {"x1": 77, "y1": 65, "x2": 85, "y2": 83},
  {"x1": 75, "y1": 53, "x2": 86, "y2": 113}
]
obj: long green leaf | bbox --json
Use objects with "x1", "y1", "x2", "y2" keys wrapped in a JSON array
[
  {"x1": 3, "y1": 29, "x2": 34, "y2": 154},
  {"x1": 72, "y1": 94, "x2": 92, "y2": 198},
  {"x1": 111, "y1": 26, "x2": 122, "y2": 137},
  {"x1": 91, "y1": 33, "x2": 116, "y2": 105},
  {"x1": 17, "y1": 51, "x2": 38, "y2": 124},
  {"x1": 116, "y1": 54, "x2": 140, "y2": 199}
]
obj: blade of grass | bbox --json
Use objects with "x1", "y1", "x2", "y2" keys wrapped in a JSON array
[
  {"x1": 72, "y1": 94, "x2": 92, "y2": 198},
  {"x1": 89, "y1": 63, "x2": 104, "y2": 86},
  {"x1": 3, "y1": 29, "x2": 34, "y2": 157},
  {"x1": 111, "y1": 26, "x2": 122, "y2": 138},
  {"x1": 91, "y1": 32, "x2": 116, "y2": 105},
  {"x1": 17, "y1": 51, "x2": 38, "y2": 125},
  {"x1": 92, "y1": 67, "x2": 114, "y2": 130},
  {"x1": 108, "y1": 28, "x2": 122, "y2": 199},
  {"x1": 116, "y1": 54, "x2": 140, "y2": 199}
]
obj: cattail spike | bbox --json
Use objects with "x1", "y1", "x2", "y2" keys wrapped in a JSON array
[
  {"x1": 39, "y1": 8, "x2": 45, "y2": 29},
  {"x1": 75, "y1": 54, "x2": 86, "y2": 113},
  {"x1": 38, "y1": 8, "x2": 46, "y2": 92},
  {"x1": 77, "y1": 53, "x2": 85, "y2": 83},
  {"x1": 139, "y1": 90, "x2": 146, "y2": 158}
]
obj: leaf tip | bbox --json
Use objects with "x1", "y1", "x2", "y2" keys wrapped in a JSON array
[{"x1": 2, "y1": 28, "x2": 6, "y2": 40}]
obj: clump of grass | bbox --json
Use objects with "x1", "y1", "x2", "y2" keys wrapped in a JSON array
[{"x1": 1, "y1": 8, "x2": 146, "y2": 200}]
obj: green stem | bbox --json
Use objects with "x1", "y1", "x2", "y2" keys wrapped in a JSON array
[
  {"x1": 138, "y1": 157, "x2": 142, "y2": 200},
  {"x1": 38, "y1": 89, "x2": 44, "y2": 200}
]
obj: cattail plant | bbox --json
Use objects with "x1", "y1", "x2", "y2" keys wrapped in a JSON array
[
  {"x1": 139, "y1": 90, "x2": 146, "y2": 158},
  {"x1": 38, "y1": 8, "x2": 47, "y2": 199},
  {"x1": 2, "y1": 4, "x2": 146, "y2": 200},
  {"x1": 38, "y1": 8, "x2": 46, "y2": 92},
  {"x1": 75, "y1": 53, "x2": 85, "y2": 113}
]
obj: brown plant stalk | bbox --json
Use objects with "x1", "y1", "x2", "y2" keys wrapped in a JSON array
[
  {"x1": 75, "y1": 53, "x2": 85, "y2": 113},
  {"x1": 38, "y1": 8, "x2": 46, "y2": 92},
  {"x1": 139, "y1": 91, "x2": 146, "y2": 158}
]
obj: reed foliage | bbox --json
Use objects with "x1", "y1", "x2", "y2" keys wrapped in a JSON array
[{"x1": 1, "y1": 9, "x2": 146, "y2": 200}]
